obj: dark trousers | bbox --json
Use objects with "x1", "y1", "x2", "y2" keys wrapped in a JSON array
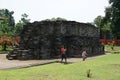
[
  {"x1": 82, "y1": 56, "x2": 87, "y2": 61},
  {"x1": 61, "y1": 54, "x2": 67, "y2": 63}
]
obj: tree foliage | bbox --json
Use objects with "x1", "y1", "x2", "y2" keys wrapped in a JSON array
[
  {"x1": 94, "y1": 0, "x2": 120, "y2": 39},
  {"x1": 94, "y1": 15, "x2": 111, "y2": 39},
  {"x1": 42, "y1": 17, "x2": 67, "y2": 21},
  {"x1": 0, "y1": 9, "x2": 15, "y2": 36},
  {"x1": 105, "y1": 0, "x2": 120, "y2": 39},
  {"x1": 94, "y1": 16, "x2": 104, "y2": 28},
  {"x1": 0, "y1": 9, "x2": 30, "y2": 50},
  {"x1": 0, "y1": 9, "x2": 15, "y2": 27},
  {"x1": 15, "y1": 13, "x2": 30, "y2": 34}
]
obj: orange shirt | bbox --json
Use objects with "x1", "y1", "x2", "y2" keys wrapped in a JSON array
[{"x1": 60, "y1": 47, "x2": 66, "y2": 54}]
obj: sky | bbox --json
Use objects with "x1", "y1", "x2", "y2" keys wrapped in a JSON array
[{"x1": 0, "y1": 0, "x2": 109, "y2": 23}]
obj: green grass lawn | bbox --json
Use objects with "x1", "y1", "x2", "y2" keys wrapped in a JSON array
[
  {"x1": 0, "y1": 54, "x2": 120, "y2": 80},
  {"x1": 105, "y1": 45, "x2": 120, "y2": 53}
]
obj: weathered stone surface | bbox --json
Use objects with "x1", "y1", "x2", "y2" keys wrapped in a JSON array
[{"x1": 7, "y1": 20, "x2": 104, "y2": 60}]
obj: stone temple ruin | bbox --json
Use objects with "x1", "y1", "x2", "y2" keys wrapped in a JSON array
[{"x1": 6, "y1": 20, "x2": 104, "y2": 60}]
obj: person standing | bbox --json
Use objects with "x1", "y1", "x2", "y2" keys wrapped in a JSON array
[
  {"x1": 60, "y1": 45, "x2": 67, "y2": 63},
  {"x1": 82, "y1": 49, "x2": 87, "y2": 61}
]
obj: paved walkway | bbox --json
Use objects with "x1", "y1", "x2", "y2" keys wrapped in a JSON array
[{"x1": 0, "y1": 53, "x2": 107, "y2": 70}]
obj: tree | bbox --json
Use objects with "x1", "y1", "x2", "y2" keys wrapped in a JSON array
[
  {"x1": 0, "y1": 9, "x2": 15, "y2": 37},
  {"x1": 0, "y1": 9, "x2": 15, "y2": 28},
  {"x1": 94, "y1": 16, "x2": 104, "y2": 28},
  {"x1": 94, "y1": 0, "x2": 120, "y2": 39},
  {"x1": 105, "y1": 0, "x2": 120, "y2": 39},
  {"x1": 94, "y1": 16, "x2": 111, "y2": 39},
  {"x1": 15, "y1": 13, "x2": 30, "y2": 34},
  {"x1": 21, "y1": 13, "x2": 30, "y2": 25}
]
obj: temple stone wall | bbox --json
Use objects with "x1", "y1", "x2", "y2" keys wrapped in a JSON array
[{"x1": 7, "y1": 21, "x2": 104, "y2": 60}]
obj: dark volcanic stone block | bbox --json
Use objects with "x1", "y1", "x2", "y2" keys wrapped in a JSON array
[{"x1": 7, "y1": 21, "x2": 104, "y2": 60}]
